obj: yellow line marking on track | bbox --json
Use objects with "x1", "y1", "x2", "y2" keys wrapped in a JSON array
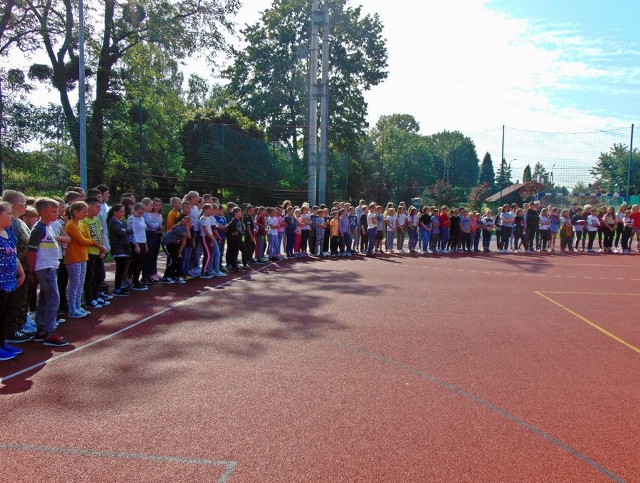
[{"x1": 536, "y1": 291, "x2": 640, "y2": 354}]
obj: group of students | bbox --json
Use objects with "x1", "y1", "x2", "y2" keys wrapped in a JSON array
[{"x1": 2, "y1": 187, "x2": 640, "y2": 362}]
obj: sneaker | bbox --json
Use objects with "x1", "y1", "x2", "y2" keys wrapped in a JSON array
[
  {"x1": 43, "y1": 334, "x2": 69, "y2": 347},
  {"x1": 100, "y1": 292, "x2": 114, "y2": 301},
  {"x1": 183, "y1": 275, "x2": 194, "y2": 281},
  {"x1": 5, "y1": 330, "x2": 33, "y2": 343},
  {"x1": 0, "y1": 349, "x2": 16, "y2": 361},
  {"x1": 22, "y1": 314, "x2": 37, "y2": 334},
  {"x1": 160, "y1": 277, "x2": 174, "y2": 284},
  {"x1": 96, "y1": 298, "x2": 111, "y2": 306},
  {"x1": 131, "y1": 284, "x2": 149, "y2": 291},
  {"x1": 87, "y1": 300, "x2": 103, "y2": 309},
  {"x1": 112, "y1": 289, "x2": 129, "y2": 296},
  {"x1": 140, "y1": 279, "x2": 154, "y2": 285},
  {"x1": 33, "y1": 331, "x2": 48, "y2": 342},
  {"x1": 56, "y1": 318, "x2": 66, "y2": 326},
  {"x1": 175, "y1": 277, "x2": 186, "y2": 284},
  {"x1": 69, "y1": 310, "x2": 89, "y2": 319},
  {"x1": 200, "y1": 273, "x2": 214, "y2": 279},
  {"x1": 2, "y1": 343, "x2": 23, "y2": 355},
  {"x1": 80, "y1": 309, "x2": 92, "y2": 316},
  {"x1": 215, "y1": 271, "x2": 227, "y2": 277}
]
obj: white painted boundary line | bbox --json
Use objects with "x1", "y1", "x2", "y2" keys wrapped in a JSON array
[
  {"x1": 1, "y1": 264, "x2": 276, "y2": 384},
  {"x1": 0, "y1": 442, "x2": 237, "y2": 483}
]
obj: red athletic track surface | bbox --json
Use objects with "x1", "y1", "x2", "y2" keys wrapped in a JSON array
[{"x1": 1, "y1": 252, "x2": 639, "y2": 482}]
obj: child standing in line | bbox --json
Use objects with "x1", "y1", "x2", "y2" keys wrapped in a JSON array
[
  {"x1": 199, "y1": 204, "x2": 215, "y2": 278},
  {"x1": 226, "y1": 207, "x2": 248, "y2": 271},
  {"x1": 621, "y1": 210, "x2": 633, "y2": 253},
  {"x1": 329, "y1": 210, "x2": 341, "y2": 256},
  {"x1": 348, "y1": 206, "x2": 359, "y2": 254},
  {"x1": 385, "y1": 208, "x2": 397, "y2": 253},
  {"x1": 338, "y1": 208, "x2": 351, "y2": 256},
  {"x1": 314, "y1": 210, "x2": 327, "y2": 256},
  {"x1": 559, "y1": 209, "x2": 574, "y2": 252},
  {"x1": 419, "y1": 207, "x2": 431, "y2": 254},
  {"x1": 439, "y1": 206, "x2": 450, "y2": 253},
  {"x1": 481, "y1": 209, "x2": 494, "y2": 253},
  {"x1": 549, "y1": 207, "x2": 560, "y2": 251},
  {"x1": 255, "y1": 207, "x2": 268, "y2": 263},
  {"x1": 141, "y1": 198, "x2": 161, "y2": 284},
  {"x1": 127, "y1": 203, "x2": 149, "y2": 290},
  {"x1": 266, "y1": 208, "x2": 280, "y2": 261},
  {"x1": 430, "y1": 207, "x2": 441, "y2": 253},
  {"x1": 1, "y1": 190, "x2": 33, "y2": 344},
  {"x1": 458, "y1": 209, "x2": 471, "y2": 253},
  {"x1": 539, "y1": 208, "x2": 551, "y2": 252},
  {"x1": 375, "y1": 205, "x2": 384, "y2": 253},
  {"x1": 107, "y1": 204, "x2": 131, "y2": 296},
  {"x1": 299, "y1": 205, "x2": 311, "y2": 255},
  {"x1": 396, "y1": 205, "x2": 407, "y2": 252},
  {"x1": 276, "y1": 208, "x2": 286, "y2": 257},
  {"x1": 28, "y1": 199, "x2": 68, "y2": 347},
  {"x1": 586, "y1": 207, "x2": 600, "y2": 253},
  {"x1": 161, "y1": 217, "x2": 192, "y2": 283},
  {"x1": 359, "y1": 205, "x2": 369, "y2": 253},
  {"x1": 572, "y1": 207, "x2": 586, "y2": 251},
  {"x1": 82, "y1": 197, "x2": 111, "y2": 309},
  {"x1": 166, "y1": 197, "x2": 182, "y2": 232},
  {"x1": 322, "y1": 207, "x2": 331, "y2": 255},
  {"x1": 65, "y1": 201, "x2": 106, "y2": 318},
  {"x1": 243, "y1": 205, "x2": 257, "y2": 263},
  {"x1": 284, "y1": 207, "x2": 297, "y2": 258},
  {"x1": 214, "y1": 204, "x2": 228, "y2": 267},
  {"x1": 0, "y1": 202, "x2": 27, "y2": 360},
  {"x1": 473, "y1": 212, "x2": 482, "y2": 253}
]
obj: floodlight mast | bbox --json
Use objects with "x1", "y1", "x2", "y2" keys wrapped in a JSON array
[
  {"x1": 308, "y1": 0, "x2": 319, "y2": 206},
  {"x1": 318, "y1": 0, "x2": 330, "y2": 205},
  {"x1": 309, "y1": 0, "x2": 330, "y2": 205}
]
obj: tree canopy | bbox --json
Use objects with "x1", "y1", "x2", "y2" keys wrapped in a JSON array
[{"x1": 224, "y1": 0, "x2": 388, "y2": 162}]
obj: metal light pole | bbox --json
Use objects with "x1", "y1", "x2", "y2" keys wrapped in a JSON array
[
  {"x1": 317, "y1": 0, "x2": 330, "y2": 204},
  {"x1": 627, "y1": 124, "x2": 634, "y2": 203},
  {"x1": 78, "y1": 0, "x2": 87, "y2": 190},
  {"x1": 308, "y1": 0, "x2": 320, "y2": 205}
]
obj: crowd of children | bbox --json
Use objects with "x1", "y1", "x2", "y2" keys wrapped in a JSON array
[{"x1": 1, "y1": 187, "x2": 640, "y2": 362}]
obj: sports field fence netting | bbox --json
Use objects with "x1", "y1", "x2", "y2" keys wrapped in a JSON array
[{"x1": 2, "y1": 123, "x2": 638, "y2": 207}]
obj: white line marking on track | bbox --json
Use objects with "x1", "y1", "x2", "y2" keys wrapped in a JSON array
[
  {"x1": 0, "y1": 264, "x2": 276, "y2": 384},
  {"x1": 0, "y1": 443, "x2": 237, "y2": 483}
]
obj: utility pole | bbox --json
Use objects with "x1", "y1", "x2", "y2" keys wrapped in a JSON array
[
  {"x1": 308, "y1": 0, "x2": 320, "y2": 206},
  {"x1": 78, "y1": 0, "x2": 87, "y2": 190},
  {"x1": 317, "y1": 0, "x2": 330, "y2": 204}
]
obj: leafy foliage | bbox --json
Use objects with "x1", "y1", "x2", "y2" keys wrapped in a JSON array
[
  {"x1": 478, "y1": 152, "x2": 495, "y2": 189},
  {"x1": 424, "y1": 178, "x2": 455, "y2": 207},
  {"x1": 224, "y1": 0, "x2": 388, "y2": 162}
]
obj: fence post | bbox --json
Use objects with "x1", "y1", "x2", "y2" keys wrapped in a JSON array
[
  {"x1": 627, "y1": 124, "x2": 634, "y2": 202},
  {"x1": 138, "y1": 98, "x2": 144, "y2": 198},
  {"x1": 221, "y1": 124, "x2": 225, "y2": 185}
]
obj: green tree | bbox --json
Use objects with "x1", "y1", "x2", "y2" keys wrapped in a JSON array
[
  {"x1": 102, "y1": 43, "x2": 188, "y2": 197},
  {"x1": 496, "y1": 158, "x2": 512, "y2": 188},
  {"x1": 590, "y1": 143, "x2": 640, "y2": 195},
  {"x1": 20, "y1": 0, "x2": 240, "y2": 186},
  {"x1": 532, "y1": 162, "x2": 550, "y2": 185},
  {"x1": 478, "y1": 152, "x2": 495, "y2": 189},
  {"x1": 224, "y1": 0, "x2": 388, "y2": 163},
  {"x1": 430, "y1": 130, "x2": 480, "y2": 188},
  {"x1": 522, "y1": 164, "x2": 532, "y2": 182},
  {"x1": 364, "y1": 114, "x2": 437, "y2": 203}
]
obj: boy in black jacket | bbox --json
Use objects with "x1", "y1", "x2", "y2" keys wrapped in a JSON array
[{"x1": 226, "y1": 208, "x2": 249, "y2": 271}]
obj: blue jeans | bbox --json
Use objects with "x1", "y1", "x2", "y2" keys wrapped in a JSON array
[
  {"x1": 420, "y1": 228, "x2": 430, "y2": 252},
  {"x1": 367, "y1": 227, "x2": 377, "y2": 254},
  {"x1": 440, "y1": 227, "x2": 450, "y2": 250},
  {"x1": 36, "y1": 267, "x2": 60, "y2": 333}
]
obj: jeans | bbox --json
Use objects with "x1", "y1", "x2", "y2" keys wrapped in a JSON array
[
  {"x1": 385, "y1": 231, "x2": 395, "y2": 251},
  {"x1": 500, "y1": 226, "x2": 513, "y2": 250},
  {"x1": 420, "y1": 228, "x2": 430, "y2": 252},
  {"x1": 268, "y1": 234, "x2": 279, "y2": 258},
  {"x1": 367, "y1": 227, "x2": 377, "y2": 254},
  {"x1": 440, "y1": 227, "x2": 450, "y2": 251},
  {"x1": 36, "y1": 267, "x2": 60, "y2": 334}
]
